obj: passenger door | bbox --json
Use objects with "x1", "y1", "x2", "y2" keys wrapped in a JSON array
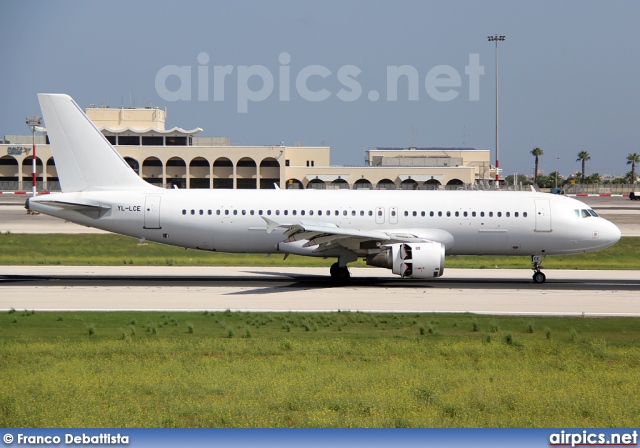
[
  {"x1": 534, "y1": 199, "x2": 552, "y2": 232},
  {"x1": 143, "y1": 196, "x2": 161, "y2": 229}
]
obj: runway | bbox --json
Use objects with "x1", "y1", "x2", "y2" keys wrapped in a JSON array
[{"x1": 1, "y1": 266, "x2": 639, "y2": 316}]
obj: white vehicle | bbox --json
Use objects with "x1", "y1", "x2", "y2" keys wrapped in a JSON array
[{"x1": 28, "y1": 94, "x2": 621, "y2": 284}]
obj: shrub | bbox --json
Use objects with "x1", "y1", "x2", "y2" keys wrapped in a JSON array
[{"x1": 569, "y1": 328, "x2": 578, "y2": 342}]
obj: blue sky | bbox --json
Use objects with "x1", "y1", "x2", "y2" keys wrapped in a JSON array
[{"x1": 2, "y1": 0, "x2": 639, "y2": 177}]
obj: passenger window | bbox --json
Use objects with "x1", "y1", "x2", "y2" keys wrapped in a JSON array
[
  {"x1": 284, "y1": 210, "x2": 288, "y2": 216},
  {"x1": 464, "y1": 211, "x2": 468, "y2": 217},
  {"x1": 208, "y1": 210, "x2": 212, "y2": 215},
  {"x1": 506, "y1": 212, "x2": 510, "y2": 217},
  {"x1": 250, "y1": 210, "x2": 255, "y2": 215},
  {"x1": 191, "y1": 210, "x2": 195, "y2": 215},
  {"x1": 514, "y1": 212, "x2": 519, "y2": 217},
  {"x1": 391, "y1": 211, "x2": 396, "y2": 217},
  {"x1": 413, "y1": 211, "x2": 417, "y2": 217},
  {"x1": 258, "y1": 210, "x2": 263, "y2": 215},
  {"x1": 497, "y1": 212, "x2": 502, "y2": 217},
  {"x1": 182, "y1": 210, "x2": 186, "y2": 215},
  {"x1": 523, "y1": 212, "x2": 528, "y2": 218},
  {"x1": 307, "y1": 210, "x2": 312, "y2": 216},
  {"x1": 404, "y1": 211, "x2": 409, "y2": 217},
  {"x1": 489, "y1": 212, "x2": 493, "y2": 217},
  {"x1": 352, "y1": 210, "x2": 356, "y2": 216},
  {"x1": 480, "y1": 212, "x2": 485, "y2": 217},
  {"x1": 292, "y1": 210, "x2": 297, "y2": 216},
  {"x1": 455, "y1": 211, "x2": 459, "y2": 217},
  {"x1": 421, "y1": 211, "x2": 425, "y2": 217},
  {"x1": 369, "y1": 211, "x2": 373, "y2": 216},
  {"x1": 233, "y1": 210, "x2": 238, "y2": 215},
  {"x1": 267, "y1": 210, "x2": 271, "y2": 215},
  {"x1": 199, "y1": 210, "x2": 203, "y2": 215},
  {"x1": 318, "y1": 211, "x2": 323, "y2": 216},
  {"x1": 446, "y1": 211, "x2": 451, "y2": 217},
  {"x1": 343, "y1": 210, "x2": 347, "y2": 216},
  {"x1": 438, "y1": 211, "x2": 442, "y2": 217},
  {"x1": 301, "y1": 210, "x2": 305, "y2": 216},
  {"x1": 378, "y1": 210, "x2": 383, "y2": 216},
  {"x1": 472, "y1": 211, "x2": 476, "y2": 217},
  {"x1": 216, "y1": 210, "x2": 221, "y2": 215},
  {"x1": 276, "y1": 210, "x2": 280, "y2": 215},
  {"x1": 430, "y1": 211, "x2": 434, "y2": 217},
  {"x1": 242, "y1": 210, "x2": 246, "y2": 215},
  {"x1": 360, "y1": 211, "x2": 365, "y2": 216}
]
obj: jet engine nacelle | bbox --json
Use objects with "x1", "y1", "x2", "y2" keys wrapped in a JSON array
[{"x1": 366, "y1": 242, "x2": 445, "y2": 279}]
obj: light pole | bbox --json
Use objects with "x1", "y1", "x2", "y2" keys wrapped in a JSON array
[
  {"x1": 26, "y1": 116, "x2": 42, "y2": 197},
  {"x1": 555, "y1": 157, "x2": 559, "y2": 189},
  {"x1": 488, "y1": 34, "x2": 505, "y2": 187}
]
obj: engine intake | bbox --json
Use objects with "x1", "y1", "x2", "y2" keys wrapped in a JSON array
[{"x1": 366, "y1": 242, "x2": 445, "y2": 279}]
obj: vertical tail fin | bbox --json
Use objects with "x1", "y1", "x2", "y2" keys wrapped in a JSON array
[{"x1": 38, "y1": 93, "x2": 153, "y2": 192}]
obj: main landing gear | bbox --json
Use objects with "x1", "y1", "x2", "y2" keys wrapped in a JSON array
[
  {"x1": 532, "y1": 255, "x2": 546, "y2": 284},
  {"x1": 330, "y1": 262, "x2": 351, "y2": 284}
]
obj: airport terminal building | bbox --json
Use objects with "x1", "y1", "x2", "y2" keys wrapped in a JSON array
[{"x1": 1, "y1": 105, "x2": 495, "y2": 191}]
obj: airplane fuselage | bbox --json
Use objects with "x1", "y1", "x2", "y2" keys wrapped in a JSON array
[{"x1": 28, "y1": 188, "x2": 621, "y2": 259}]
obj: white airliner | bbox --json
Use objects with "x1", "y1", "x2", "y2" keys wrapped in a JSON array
[{"x1": 27, "y1": 94, "x2": 621, "y2": 283}]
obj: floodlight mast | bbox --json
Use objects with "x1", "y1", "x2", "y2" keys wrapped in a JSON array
[
  {"x1": 26, "y1": 116, "x2": 42, "y2": 197},
  {"x1": 487, "y1": 34, "x2": 505, "y2": 187}
]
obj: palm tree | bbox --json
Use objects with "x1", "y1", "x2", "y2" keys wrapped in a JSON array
[
  {"x1": 576, "y1": 151, "x2": 591, "y2": 184},
  {"x1": 627, "y1": 153, "x2": 640, "y2": 185},
  {"x1": 530, "y1": 147, "x2": 543, "y2": 185}
]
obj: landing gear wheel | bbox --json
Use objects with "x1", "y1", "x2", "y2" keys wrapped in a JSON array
[
  {"x1": 531, "y1": 255, "x2": 546, "y2": 284},
  {"x1": 330, "y1": 262, "x2": 351, "y2": 284},
  {"x1": 532, "y1": 271, "x2": 546, "y2": 284}
]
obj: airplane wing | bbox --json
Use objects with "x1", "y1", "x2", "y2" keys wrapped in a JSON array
[{"x1": 261, "y1": 216, "x2": 452, "y2": 252}]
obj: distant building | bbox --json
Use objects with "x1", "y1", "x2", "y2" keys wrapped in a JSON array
[{"x1": 1, "y1": 105, "x2": 494, "y2": 191}]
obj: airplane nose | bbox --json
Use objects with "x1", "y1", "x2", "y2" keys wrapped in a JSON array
[
  {"x1": 612, "y1": 223, "x2": 622, "y2": 243},
  {"x1": 604, "y1": 221, "x2": 622, "y2": 246}
]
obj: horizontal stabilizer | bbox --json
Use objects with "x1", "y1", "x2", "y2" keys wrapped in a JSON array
[
  {"x1": 34, "y1": 200, "x2": 112, "y2": 211},
  {"x1": 26, "y1": 196, "x2": 112, "y2": 219}
]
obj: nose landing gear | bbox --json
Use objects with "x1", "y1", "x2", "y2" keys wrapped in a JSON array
[{"x1": 532, "y1": 255, "x2": 546, "y2": 283}]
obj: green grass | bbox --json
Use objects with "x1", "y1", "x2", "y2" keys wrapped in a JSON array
[
  {"x1": 0, "y1": 233, "x2": 638, "y2": 269},
  {"x1": 0, "y1": 311, "x2": 639, "y2": 427}
]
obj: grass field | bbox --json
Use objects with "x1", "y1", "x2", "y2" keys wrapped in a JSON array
[
  {"x1": 0, "y1": 233, "x2": 639, "y2": 269},
  {"x1": 1, "y1": 311, "x2": 639, "y2": 427}
]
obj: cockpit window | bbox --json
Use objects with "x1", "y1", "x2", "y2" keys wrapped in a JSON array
[
  {"x1": 575, "y1": 209, "x2": 598, "y2": 218},
  {"x1": 588, "y1": 209, "x2": 598, "y2": 217},
  {"x1": 581, "y1": 209, "x2": 591, "y2": 218}
]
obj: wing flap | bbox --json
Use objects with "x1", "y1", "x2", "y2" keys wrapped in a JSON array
[{"x1": 261, "y1": 216, "x2": 454, "y2": 254}]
